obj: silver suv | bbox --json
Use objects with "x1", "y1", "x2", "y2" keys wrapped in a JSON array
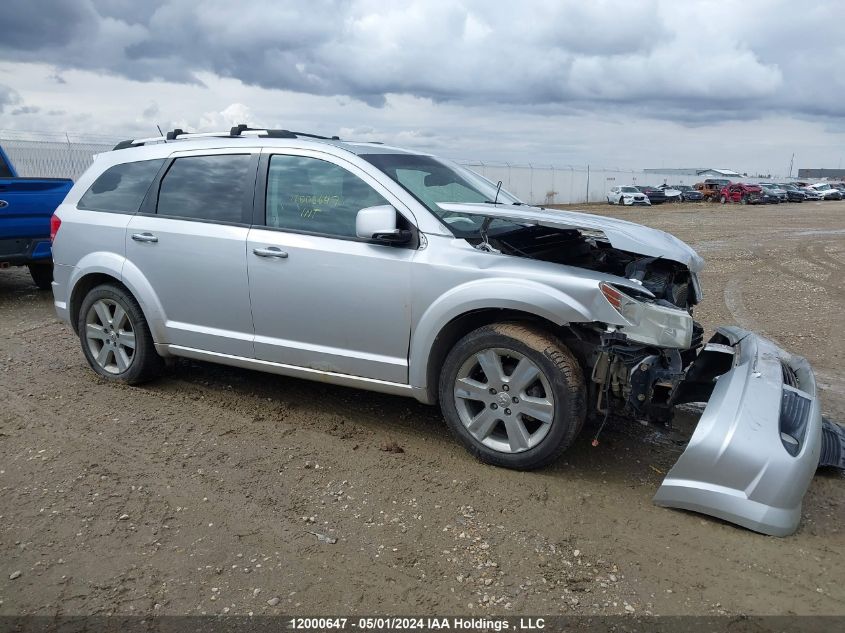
[{"x1": 51, "y1": 126, "x2": 823, "y2": 536}]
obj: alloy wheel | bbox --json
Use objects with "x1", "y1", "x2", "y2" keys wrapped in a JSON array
[
  {"x1": 453, "y1": 347, "x2": 554, "y2": 453},
  {"x1": 85, "y1": 298, "x2": 136, "y2": 374}
]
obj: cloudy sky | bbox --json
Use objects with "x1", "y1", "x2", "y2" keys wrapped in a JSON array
[{"x1": 1, "y1": 0, "x2": 843, "y2": 175}]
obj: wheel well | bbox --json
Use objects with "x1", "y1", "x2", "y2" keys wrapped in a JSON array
[
  {"x1": 68, "y1": 273, "x2": 129, "y2": 334},
  {"x1": 424, "y1": 309, "x2": 576, "y2": 404}
]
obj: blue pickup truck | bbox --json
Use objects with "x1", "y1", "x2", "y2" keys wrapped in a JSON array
[{"x1": 0, "y1": 144, "x2": 73, "y2": 289}]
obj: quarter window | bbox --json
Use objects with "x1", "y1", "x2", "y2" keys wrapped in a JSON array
[
  {"x1": 78, "y1": 159, "x2": 165, "y2": 213},
  {"x1": 157, "y1": 154, "x2": 252, "y2": 223},
  {"x1": 265, "y1": 155, "x2": 387, "y2": 238}
]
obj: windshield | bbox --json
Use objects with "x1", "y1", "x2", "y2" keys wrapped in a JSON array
[
  {"x1": 361, "y1": 153, "x2": 526, "y2": 237},
  {"x1": 676, "y1": 185, "x2": 692, "y2": 191},
  {"x1": 621, "y1": 186, "x2": 639, "y2": 193}
]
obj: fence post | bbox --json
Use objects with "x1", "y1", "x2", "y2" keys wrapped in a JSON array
[
  {"x1": 586, "y1": 165, "x2": 590, "y2": 203},
  {"x1": 528, "y1": 162, "x2": 534, "y2": 204}
]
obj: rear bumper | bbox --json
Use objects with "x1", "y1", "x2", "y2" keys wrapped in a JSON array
[
  {"x1": 52, "y1": 263, "x2": 73, "y2": 326},
  {"x1": 0, "y1": 237, "x2": 51, "y2": 265},
  {"x1": 654, "y1": 327, "x2": 822, "y2": 537}
]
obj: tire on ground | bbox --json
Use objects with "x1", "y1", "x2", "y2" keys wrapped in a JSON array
[
  {"x1": 28, "y1": 263, "x2": 53, "y2": 290},
  {"x1": 438, "y1": 322, "x2": 586, "y2": 470},
  {"x1": 77, "y1": 283, "x2": 164, "y2": 384}
]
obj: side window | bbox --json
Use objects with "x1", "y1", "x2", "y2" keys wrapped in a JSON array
[
  {"x1": 265, "y1": 154, "x2": 387, "y2": 238},
  {"x1": 78, "y1": 159, "x2": 165, "y2": 213},
  {"x1": 157, "y1": 154, "x2": 252, "y2": 223}
]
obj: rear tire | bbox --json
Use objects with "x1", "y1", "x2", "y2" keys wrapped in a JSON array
[
  {"x1": 77, "y1": 283, "x2": 163, "y2": 384},
  {"x1": 438, "y1": 322, "x2": 586, "y2": 470},
  {"x1": 28, "y1": 263, "x2": 53, "y2": 290}
]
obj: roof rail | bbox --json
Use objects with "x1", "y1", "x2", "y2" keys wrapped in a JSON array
[{"x1": 112, "y1": 123, "x2": 341, "y2": 150}]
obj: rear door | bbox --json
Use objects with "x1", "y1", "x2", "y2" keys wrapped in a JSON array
[{"x1": 125, "y1": 149, "x2": 259, "y2": 357}]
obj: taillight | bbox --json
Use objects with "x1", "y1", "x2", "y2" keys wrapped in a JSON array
[{"x1": 50, "y1": 214, "x2": 61, "y2": 243}]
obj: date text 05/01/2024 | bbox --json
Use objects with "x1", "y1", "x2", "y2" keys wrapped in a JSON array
[{"x1": 287, "y1": 617, "x2": 546, "y2": 631}]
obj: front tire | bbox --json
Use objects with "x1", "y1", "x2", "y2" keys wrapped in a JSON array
[
  {"x1": 438, "y1": 323, "x2": 586, "y2": 470},
  {"x1": 28, "y1": 263, "x2": 53, "y2": 290},
  {"x1": 77, "y1": 283, "x2": 163, "y2": 384}
]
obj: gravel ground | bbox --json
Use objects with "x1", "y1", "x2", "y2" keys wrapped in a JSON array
[{"x1": 0, "y1": 200, "x2": 843, "y2": 617}]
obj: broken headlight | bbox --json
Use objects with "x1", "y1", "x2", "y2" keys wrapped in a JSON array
[{"x1": 600, "y1": 282, "x2": 694, "y2": 349}]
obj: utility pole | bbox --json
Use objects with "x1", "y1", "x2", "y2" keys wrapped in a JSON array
[{"x1": 788, "y1": 153, "x2": 794, "y2": 179}]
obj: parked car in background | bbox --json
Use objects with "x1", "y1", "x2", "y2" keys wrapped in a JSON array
[
  {"x1": 800, "y1": 187, "x2": 822, "y2": 201},
  {"x1": 657, "y1": 185, "x2": 682, "y2": 202},
  {"x1": 694, "y1": 180, "x2": 724, "y2": 202},
  {"x1": 759, "y1": 186, "x2": 783, "y2": 204},
  {"x1": 607, "y1": 185, "x2": 651, "y2": 206},
  {"x1": 758, "y1": 183, "x2": 788, "y2": 203},
  {"x1": 808, "y1": 183, "x2": 843, "y2": 200},
  {"x1": 720, "y1": 183, "x2": 763, "y2": 205},
  {"x1": 635, "y1": 185, "x2": 668, "y2": 205},
  {"x1": 672, "y1": 185, "x2": 704, "y2": 202},
  {"x1": 829, "y1": 182, "x2": 845, "y2": 200},
  {"x1": 775, "y1": 184, "x2": 806, "y2": 202},
  {"x1": 0, "y1": 144, "x2": 74, "y2": 289},
  {"x1": 50, "y1": 124, "x2": 827, "y2": 537}
]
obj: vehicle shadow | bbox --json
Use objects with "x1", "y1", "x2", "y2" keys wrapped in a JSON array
[
  {"x1": 0, "y1": 266, "x2": 49, "y2": 297},
  {"x1": 162, "y1": 355, "x2": 697, "y2": 488}
]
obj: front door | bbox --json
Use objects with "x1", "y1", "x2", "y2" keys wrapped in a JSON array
[
  {"x1": 125, "y1": 150, "x2": 258, "y2": 357},
  {"x1": 246, "y1": 151, "x2": 415, "y2": 383}
]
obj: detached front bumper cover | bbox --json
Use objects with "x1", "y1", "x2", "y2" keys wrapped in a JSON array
[{"x1": 654, "y1": 327, "x2": 823, "y2": 537}]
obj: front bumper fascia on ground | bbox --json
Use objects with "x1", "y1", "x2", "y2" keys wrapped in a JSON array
[{"x1": 654, "y1": 326, "x2": 823, "y2": 537}]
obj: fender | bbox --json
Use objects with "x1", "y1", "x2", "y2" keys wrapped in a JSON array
[
  {"x1": 66, "y1": 252, "x2": 170, "y2": 347},
  {"x1": 66, "y1": 251, "x2": 126, "y2": 326},
  {"x1": 119, "y1": 258, "x2": 169, "y2": 346},
  {"x1": 408, "y1": 277, "x2": 592, "y2": 395}
]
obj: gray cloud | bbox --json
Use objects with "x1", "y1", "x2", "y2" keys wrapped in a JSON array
[
  {"x1": 11, "y1": 105, "x2": 40, "y2": 115},
  {"x1": 0, "y1": 84, "x2": 22, "y2": 112},
  {"x1": 0, "y1": 0, "x2": 842, "y2": 125},
  {"x1": 142, "y1": 101, "x2": 159, "y2": 118}
]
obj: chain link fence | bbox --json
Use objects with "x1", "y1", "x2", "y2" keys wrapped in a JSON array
[
  {"x1": 1, "y1": 130, "x2": 758, "y2": 205},
  {"x1": 0, "y1": 130, "x2": 117, "y2": 181},
  {"x1": 455, "y1": 160, "x2": 719, "y2": 205}
]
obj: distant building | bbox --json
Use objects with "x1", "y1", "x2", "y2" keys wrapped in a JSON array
[
  {"x1": 797, "y1": 168, "x2": 845, "y2": 180},
  {"x1": 643, "y1": 167, "x2": 743, "y2": 179}
]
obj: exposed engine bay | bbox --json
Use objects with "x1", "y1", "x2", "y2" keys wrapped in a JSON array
[{"x1": 479, "y1": 225, "x2": 698, "y2": 310}]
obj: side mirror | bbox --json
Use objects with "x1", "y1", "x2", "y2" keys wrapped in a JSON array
[{"x1": 356, "y1": 205, "x2": 412, "y2": 244}]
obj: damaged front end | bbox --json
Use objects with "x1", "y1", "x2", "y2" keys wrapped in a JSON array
[
  {"x1": 590, "y1": 323, "x2": 826, "y2": 537},
  {"x1": 653, "y1": 327, "x2": 823, "y2": 537},
  {"x1": 435, "y1": 203, "x2": 833, "y2": 536}
]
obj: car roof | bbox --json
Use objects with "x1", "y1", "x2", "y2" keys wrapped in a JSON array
[{"x1": 104, "y1": 127, "x2": 427, "y2": 163}]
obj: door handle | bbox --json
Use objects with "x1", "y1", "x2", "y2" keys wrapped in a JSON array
[
  {"x1": 253, "y1": 246, "x2": 289, "y2": 259},
  {"x1": 131, "y1": 232, "x2": 158, "y2": 243}
]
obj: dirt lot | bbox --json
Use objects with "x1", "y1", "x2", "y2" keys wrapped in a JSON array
[{"x1": 1, "y1": 200, "x2": 843, "y2": 617}]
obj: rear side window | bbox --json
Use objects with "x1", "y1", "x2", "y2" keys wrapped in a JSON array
[
  {"x1": 156, "y1": 154, "x2": 252, "y2": 224},
  {"x1": 78, "y1": 159, "x2": 164, "y2": 213}
]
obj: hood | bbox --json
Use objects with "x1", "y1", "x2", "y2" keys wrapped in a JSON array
[{"x1": 437, "y1": 202, "x2": 704, "y2": 272}]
